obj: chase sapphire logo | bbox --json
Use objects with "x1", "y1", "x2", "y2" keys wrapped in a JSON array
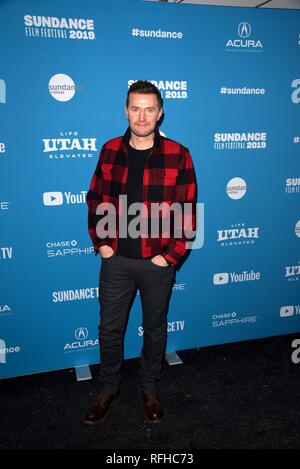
[
  {"x1": 238, "y1": 22, "x2": 251, "y2": 38},
  {"x1": 75, "y1": 327, "x2": 88, "y2": 340}
]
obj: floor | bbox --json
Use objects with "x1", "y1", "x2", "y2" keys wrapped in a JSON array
[{"x1": 0, "y1": 333, "x2": 300, "y2": 449}]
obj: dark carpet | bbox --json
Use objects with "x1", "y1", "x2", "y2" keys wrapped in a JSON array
[{"x1": 0, "y1": 333, "x2": 300, "y2": 449}]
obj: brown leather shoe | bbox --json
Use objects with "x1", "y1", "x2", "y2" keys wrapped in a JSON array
[
  {"x1": 84, "y1": 392, "x2": 119, "y2": 425},
  {"x1": 142, "y1": 390, "x2": 163, "y2": 423}
]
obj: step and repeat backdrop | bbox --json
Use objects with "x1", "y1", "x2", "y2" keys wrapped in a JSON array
[{"x1": 0, "y1": 0, "x2": 299, "y2": 379}]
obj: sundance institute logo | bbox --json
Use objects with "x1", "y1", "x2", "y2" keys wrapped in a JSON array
[
  {"x1": 48, "y1": 73, "x2": 76, "y2": 102},
  {"x1": 226, "y1": 177, "x2": 247, "y2": 200}
]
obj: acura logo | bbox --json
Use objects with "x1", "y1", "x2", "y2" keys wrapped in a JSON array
[
  {"x1": 238, "y1": 22, "x2": 251, "y2": 38},
  {"x1": 75, "y1": 327, "x2": 88, "y2": 340}
]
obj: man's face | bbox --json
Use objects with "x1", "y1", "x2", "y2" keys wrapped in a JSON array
[{"x1": 126, "y1": 92, "x2": 163, "y2": 138}]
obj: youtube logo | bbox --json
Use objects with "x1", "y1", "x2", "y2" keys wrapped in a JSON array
[
  {"x1": 213, "y1": 273, "x2": 229, "y2": 285},
  {"x1": 280, "y1": 306, "x2": 294, "y2": 317},
  {"x1": 43, "y1": 192, "x2": 63, "y2": 206}
]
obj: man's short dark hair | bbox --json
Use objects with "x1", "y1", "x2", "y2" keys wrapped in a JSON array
[{"x1": 126, "y1": 80, "x2": 163, "y2": 109}]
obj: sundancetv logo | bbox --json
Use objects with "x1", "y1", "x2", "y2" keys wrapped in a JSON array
[
  {"x1": 52, "y1": 287, "x2": 99, "y2": 303},
  {"x1": 0, "y1": 247, "x2": 13, "y2": 260},
  {"x1": 138, "y1": 320, "x2": 185, "y2": 336}
]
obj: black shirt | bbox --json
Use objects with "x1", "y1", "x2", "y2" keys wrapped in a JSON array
[{"x1": 117, "y1": 144, "x2": 151, "y2": 258}]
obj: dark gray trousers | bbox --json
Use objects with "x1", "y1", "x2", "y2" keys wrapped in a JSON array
[{"x1": 98, "y1": 253, "x2": 175, "y2": 393}]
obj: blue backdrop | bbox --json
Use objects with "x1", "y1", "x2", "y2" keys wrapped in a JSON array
[{"x1": 1, "y1": 0, "x2": 299, "y2": 379}]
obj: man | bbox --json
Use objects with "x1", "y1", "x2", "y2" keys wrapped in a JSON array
[{"x1": 85, "y1": 80, "x2": 197, "y2": 424}]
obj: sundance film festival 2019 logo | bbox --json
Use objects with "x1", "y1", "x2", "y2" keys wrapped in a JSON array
[
  {"x1": 42, "y1": 131, "x2": 97, "y2": 160},
  {"x1": 24, "y1": 15, "x2": 96, "y2": 40},
  {"x1": 226, "y1": 22, "x2": 262, "y2": 52},
  {"x1": 285, "y1": 178, "x2": 300, "y2": 194},
  {"x1": 214, "y1": 132, "x2": 267, "y2": 151},
  {"x1": 128, "y1": 80, "x2": 188, "y2": 100}
]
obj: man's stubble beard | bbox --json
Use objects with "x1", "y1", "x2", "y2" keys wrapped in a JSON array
[{"x1": 130, "y1": 124, "x2": 156, "y2": 139}]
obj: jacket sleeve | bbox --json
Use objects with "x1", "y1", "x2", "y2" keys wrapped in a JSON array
[
  {"x1": 162, "y1": 147, "x2": 197, "y2": 266},
  {"x1": 86, "y1": 146, "x2": 114, "y2": 254}
]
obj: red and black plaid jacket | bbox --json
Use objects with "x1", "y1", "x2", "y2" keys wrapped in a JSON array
[{"x1": 86, "y1": 127, "x2": 197, "y2": 266}]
